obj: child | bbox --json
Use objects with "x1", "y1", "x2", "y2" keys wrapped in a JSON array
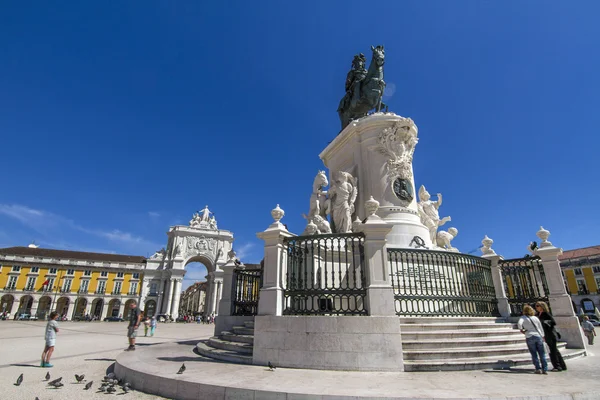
[
  {"x1": 582, "y1": 316, "x2": 596, "y2": 345},
  {"x1": 150, "y1": 316, "x2": 157, "y2": 336},
  {"x1": 143, "y1": 316, "x2": 150, "y2": 337},
  {"x1": 41, "y1": 312, "x2": 59, "y2": 367}
]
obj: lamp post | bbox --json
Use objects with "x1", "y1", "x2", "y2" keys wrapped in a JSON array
[{"x1": 50, "y1": 269, "x2": 65, "y2": 314}]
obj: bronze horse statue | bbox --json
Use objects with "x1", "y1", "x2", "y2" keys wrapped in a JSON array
[{"x1": 337, "y1": 45, "x2": 388, "y2": 130}]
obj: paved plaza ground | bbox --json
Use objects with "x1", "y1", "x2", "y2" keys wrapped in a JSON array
[
  {"x1": 2, "y1": 320, "x2": 600, "y2": 399},
  {"x1": 0, "y1": 320, "x2": 211, "y2": 400}
]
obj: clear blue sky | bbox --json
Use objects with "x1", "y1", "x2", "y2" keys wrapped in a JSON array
[{"x1": 1, "y1": 2, "x2": 598, "y2": 288}]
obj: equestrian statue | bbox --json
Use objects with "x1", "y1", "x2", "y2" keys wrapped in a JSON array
[{"x1": 337, "y1": 45, "x2": 388, "y2": 130}]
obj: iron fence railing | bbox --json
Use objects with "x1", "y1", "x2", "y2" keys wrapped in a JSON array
[
  {"x1": 231, "y1": 268, "x2": 262, "y2": 316},
  {"x1": 499, "y1": 256, "x2": 549, "y2": 316},
  {"x1": 388, "y1": 248, "x2": 499, "y2": 317},
  {"x1": 282, "y1": 232, "x2": 367, "y2": 316}
]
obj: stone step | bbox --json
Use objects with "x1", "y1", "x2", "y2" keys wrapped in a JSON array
[
  {"x1": 401, "y1": 329, "x2": 523, "y2": 340},
  {"x1": 232, "y1": 326, "x2": 254, "y2": 335},
  {"x1": 220, "y1": 331, "x2": 254, "y2": 344},
  {"x1": 402, "y1": 336, "x2": 525, "y2": 350},
  {"x1": 243, "y1": 320, "x2": 255, "y2": 329},
  {"x1": 399, "y1": 317, "x2": 507, "y2": 324},
  {"x1": 207, "y1": 337, "x2": 253, "y2": 354},
  {"x1": 404, "y1": 348, "x2": 586, "y2": 371},
  {"x1": 403, "y1": 343, "x2": 568, "y2": 361},
  {"x1": 400, "y1": 322, "x2": 514, "y2": 331},
  {"x1": 196, "y1": 341, "x2": 253, "y2": 365}
]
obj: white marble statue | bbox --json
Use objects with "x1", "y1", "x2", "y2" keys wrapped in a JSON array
[
  {"x1": 376, "y1": 119, "x2": 419, "y2": 182},
  {"x1": 329, "y1": 171, "x2": 358, "y2": 233},
  {"x1": 150, "y1": 248, "x2": 166, "y2": 259},
  {"x1": 436, "y1": 227, "x2": 459, "y2": 252},
  {"x1": 417, "y1": 185, "x2": 451, "y2": 245},
  {"x1": 189, "y1": 212, "x2": 201, "y2": 227},
  {"x1": 302, "y1": 171, "x2": 331, "y2": 235},
  {"x1": 200, "y1": 205, "x2": 211, "y2": 222},
  {"x1": 209, "y1": 215, "x2": 218, "y2": 230}
]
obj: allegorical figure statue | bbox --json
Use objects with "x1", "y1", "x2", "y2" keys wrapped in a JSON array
[
  {"x1": 417, "y1": 185, "x2": 451, "y2": 245},
  {"x1": 302, "y1": 171, "x2": 330, "y2": 234},
  {"x1": 329, "y1": 171, "x2": 358, "y2": 233},
  {"x1": 338, "y1": 45, "x2": 388, "y2": 130},
  {"x1": 200, "y1": 205, "x2": 211, "y2": 222},
  {"x1": 436, "y1": 227, "x2": 459, "y2": 252}
]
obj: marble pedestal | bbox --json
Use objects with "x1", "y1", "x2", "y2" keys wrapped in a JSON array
[{"x1": 320, "y1": 113, "x2": 431, "y2": 248}]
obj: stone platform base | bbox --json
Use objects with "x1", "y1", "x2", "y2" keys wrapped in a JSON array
[{"x1": 115, "y1": 341, "x2": 598, "y2": 400}]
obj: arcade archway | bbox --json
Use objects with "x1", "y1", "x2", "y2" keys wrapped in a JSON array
[
  {"x1": 91, "y1": 298, "x2": 104, "y2": 318},
  {"x1": 123, "y1": 299, "x2": 136, "y2": 319},
  {"x1": 144, "y1": 300, "x2": 156, "y2": 317},
  {"x1": 56, "y1": 297, "x2": 69, "y2": 317},
  {"x1": 1, "y1": 294, "x2": 15, "y2": 315},
  {"x1": 38, "y1": 296, "x2": 52, "y2": 319},
  {"x1": 18, "y1": 295, "x2": 34, "y2": 315}
]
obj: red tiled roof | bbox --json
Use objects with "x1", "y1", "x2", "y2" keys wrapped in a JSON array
[
  {"x1": 559, "y1": 245, "x2": 600, "y2": 261},
  {"x1": 0, "y1": 246, "x2": 146, "y2": 264}
]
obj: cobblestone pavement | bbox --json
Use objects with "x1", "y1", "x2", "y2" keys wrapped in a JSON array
[{"x1": 0, "y1": 320, "x2": 215, "y2": 400}]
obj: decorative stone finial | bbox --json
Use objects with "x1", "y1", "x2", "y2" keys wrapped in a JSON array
[
  {"x1": 271, "y1": 204, "x2": 284, "y2": 223},
  {"x1": 536, "y1": 226, "x2": 552, "y2": 247},
  {"x1": 365, "y1": 196, "x2": 380, "y2": 218},
  {"x1": 304, "y1": 220, "x2": 318, "y2": 236},
  {"x1": 352, "y1": 216, "x2": 362, "y2": 232},
  {"x1": 481, "y1": 235, "x2": 496, "y2": 255}
]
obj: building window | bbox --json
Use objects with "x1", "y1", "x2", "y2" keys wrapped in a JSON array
[
  {"x1": 574, "y1": 268, "x2": 583, "y2": 276},
  {"x1": 11, "y1": 265, "x2": 21, "y2": 272},
  {"x1": 593, "y1": 266, "x2": 600, "y2": 274},
  {"x1": 25, "y1": 276, "x2": 36, "y2": 291},
  {"x1": 49, "y1": 268, "x2": 57, "y2": 274},
  {"x1": 116, "y1": 272, "x2": 124, "y2": 278},
  {"x1": 44, "y1": 277, "x2": 55, "y2": 292},
  {"x1": 129, "y1": 282, "x2": 138, "y2": 295},
  {"x1": 6, "y1": 276, "x2": 18, "y2": 289},
  {"x1": 113, "y1": 281, "x2": 122, "y2": 294},
  {"x1": 577, "y1": 279, "x2": 588, "y2": 294},
  {"x1": 100, "y1": 271, "x2": 108, "y2": 277},
  {"x1": 83, "y1": 270, "x2": 91, "y2": 276},
  {"x1": 97, "y1": 280, "x2": 106, "y2": 294},
  {"x1": 132, "y1": 273, "x2": 140, "y2": 279},
  {"x1": 62, "y1": 278, "x2": 72, "y2": 293},
  {"x1": 30, "y1": 267, "x2": 39, "y2": 273},
  {"x1": 66, "y1": 269, "x2": 74, "y2": 275},
  {"x1": 596, "y1": 277, "x2": 600, "y2": 292},
  {"x1": 150, "y1": 282, "x2": 158, "y2": 295},
  {"x1": 80, "y1": 280, "x2": 89, "y2": 293}
]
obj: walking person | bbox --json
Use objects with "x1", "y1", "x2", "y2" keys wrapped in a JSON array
[
  {"x1": 125, "y1": 301, "x2": 142, "y2": 351},
  {"x1": 41, "y1": 312, "x2": 59, "y2": 367},
  {"x1": 582, "y1": 316, "x2": 596, "y2": 345},
  {"x1": 143, "y1": 316, "x2": 150, "y2": 337},
  {"x1": 536, "y1": 301, "x2": 566, "y2": 371},
  {"x1": 518, "y1": 304, "x2": 548, "y2": 374},
  {"x1": 150, "y1": 316, "x2": 157, "y2": 336}
]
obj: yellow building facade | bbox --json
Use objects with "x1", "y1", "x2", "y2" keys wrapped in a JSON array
[
  {"x1": 559, "y1": 245, "x2": 600, "y2": 313},
  {"x1": 0, "y1": 245, "x2": 146, "y2": 320}
]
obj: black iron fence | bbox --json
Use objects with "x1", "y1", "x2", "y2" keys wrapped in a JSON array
[
  {"x1": 499, "y1": 256, "x2": 549, "y2": 316},
  {"x1": 388, "y1": 248, "x2": 499, "y2": 317},
  {"x1": 231, "y1": 268, "x2": 262, "y2": 316},
  {"x1": 282, "y1": 232, "x2": 367, "y2": 316}
]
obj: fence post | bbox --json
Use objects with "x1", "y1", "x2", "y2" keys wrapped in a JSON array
[
  {"x1": 256, "y1": 205, "x2": 294, "y2": 316},
  {"x1": 216, "y1": 258, "x2": 238, "y2": 317},
  {"x1": 534, "y1": 227, "x2": 586, "y2": 350},
  {"x1": 357, "y1": 197, "x2": 396, "y2": 316},
  {"x1": 480, "y1": 235, "x2": 511, "y2": 318}
]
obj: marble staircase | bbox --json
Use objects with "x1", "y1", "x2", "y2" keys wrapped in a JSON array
[
  {"x1": 400, "y1": 317, "x2": 586, "y2": 371},
  {"x1": 196, "y1": 320, "x2": 254, "y2": 364}
]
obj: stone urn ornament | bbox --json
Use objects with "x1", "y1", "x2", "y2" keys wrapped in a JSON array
[
  {"x1": 536, "y1": 226, "x2": 551, "y2": 247},
  {"x1": 364, "y1": 196, "x2": 380, "y2": 218},
  {"x1": 271, "y1": 204, "x2": 285, "y2": 223}
]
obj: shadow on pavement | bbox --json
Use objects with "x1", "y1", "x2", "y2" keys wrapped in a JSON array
[
  {"x1": 484, "y1": 368, "x2": 535, "y2": 374},
  {"x1": 10, "y1": 363, "x2": 41, "y2": 368},
  {"x1": 85, "y1": 358, "x2": 116, "y2": 362}
]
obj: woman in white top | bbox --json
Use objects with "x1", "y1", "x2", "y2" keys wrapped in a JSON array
[{"x1": 517, "y1": 304, "x2": 548, "y2": 374}]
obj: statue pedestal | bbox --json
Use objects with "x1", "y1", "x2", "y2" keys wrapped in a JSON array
[{"x1": 319, "y1": 113, "x2": 431, "y2": 248}]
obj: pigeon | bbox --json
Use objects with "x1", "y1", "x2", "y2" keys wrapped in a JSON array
[
  {"x1": 50, "y1": 381, "x2": 64, "y2": 389},
  {"x1": 45, "y1": 371, "x2": 51, "y2": 381},
  {"x1": 123, "y1": 385, "x2": 131, "y2": 393},
  {"x1": 48, "y1": 376, "x2": 62, "y2": 386},
  {"x1": 75, "y1": 374, "x2": 85, "y2": 383},
  {"x1": 177, "y1": 363, "x2": 186, "y2": 374},
  {"x1": 107, "y1": 385, "x2": 117, "y2": 393},
  {"x1": 98, "y1": 384, "x2": 107, "y2": 392},
  {"x1": 268, "y1": 361, "x2": 276, "y2": 371},
  {"x1": 84, "y1": 380, "x2": 93, "y2": 390},
  {"x1": 35, "y1": 397, "x2": 40, "y2": 400},
  {"x1": 15, "y1": 373, "x2": 23, "y2": 386},
  {"x1": 106, "y1": 372, "x2": 116, "y2": 379}
]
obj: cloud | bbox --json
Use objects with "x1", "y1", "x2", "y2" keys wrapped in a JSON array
[
  {"x1": 0, "y1": 203, "x2": 162, "y2": 255},
  {"x1": 148, "y1": 211, "x2": 161, "y2": 218},
  {"x1": 235, "y1": 242, "x2": 257, "y2": 262}
]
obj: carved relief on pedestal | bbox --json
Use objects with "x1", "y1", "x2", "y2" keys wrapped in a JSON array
[
  {"x1": 372, "y1": 118, "x2": 418, "y2": 207},
  {"x1": 184, "y1": 235, "x2": 217, "y2": 260}
]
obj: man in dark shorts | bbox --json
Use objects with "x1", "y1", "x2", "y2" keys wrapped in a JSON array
[{"x1": 125, "y1": 300, "x2": 142, "y2": 351}]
